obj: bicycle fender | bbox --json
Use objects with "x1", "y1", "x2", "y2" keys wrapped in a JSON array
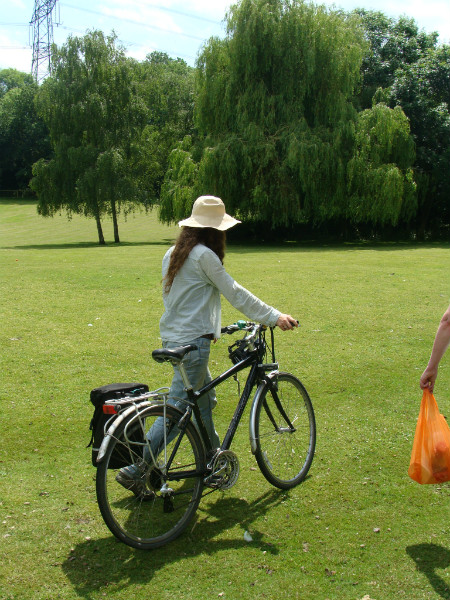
[
  {"x1": 249, "y1": 372, "x2": 279, "y2": 454},
  {"x1": 96, "y1": 402, "x2": 199, "y2": 464},
  {"x1": 96, "y1": 401, "x2": 155, "y2": 463}
]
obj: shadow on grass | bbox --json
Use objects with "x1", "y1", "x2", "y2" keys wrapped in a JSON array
[
  {"x1": 61, "y1": 490, "x2": 284, "y2": 598},
  {"x1": 225, "y1": 241, "x2": 450, "y2": 254},
  {"x1": 2, "y1": 240, "x2": 175, "y2": 250},
  {"x1": 0, "y1": 197, "x2": 36, "y2": 205},
  {"x1": 5, "y1": 241, "x2": 450, "y2": 253},
  {"x1": 407, "y1": 543, "x2": 450, "y2": 599}
]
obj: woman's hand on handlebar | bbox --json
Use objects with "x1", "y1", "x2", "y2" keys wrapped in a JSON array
[{"x1": 276, "y1": 314, "x2": 299, "y2": 331}]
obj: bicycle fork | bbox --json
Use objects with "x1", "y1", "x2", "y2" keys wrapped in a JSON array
[{"x1": 249, "y1": 372, "x2": 296, "y2": 454}]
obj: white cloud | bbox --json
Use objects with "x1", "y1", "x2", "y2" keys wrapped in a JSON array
[
  {"x1": 403, "y1": 0, "x2": 450, "y2": 41},
  {"x1": 182, "y1": 0, "x2": 232, "y2": 19},
  {"x1": 125, "y1": 42, "x2": 156, "y2": 61},
  {"x1": 101, "y1": 5, "x2": 183, "y2": 33},
  {"x1": 102, "y1": 0, "x2": 229, "y2": 23},
  {"x1": 10, "y1": 0, "x2": 27, "y2": 8}
]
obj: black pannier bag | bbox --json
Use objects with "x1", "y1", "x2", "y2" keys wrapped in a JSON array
[{"x1": 88, "y1": 382, "x2": 149, "y2": 468}]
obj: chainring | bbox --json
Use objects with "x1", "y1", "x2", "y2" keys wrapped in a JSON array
[{"x1": 205, "y1": 450, "x2": 240, "y2": 490}]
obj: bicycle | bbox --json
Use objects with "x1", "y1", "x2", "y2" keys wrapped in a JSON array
[{"x1": 95, "y1": 321, "x2": 316, "y2": 550}]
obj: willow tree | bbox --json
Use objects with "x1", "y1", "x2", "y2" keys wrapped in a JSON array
[
  {"x1": 162, "y1": 0, "x2": 367, "y2": 228},
  {"x1": 159, "y1": 136, "x2": 199, "y2": 224},
  {"x1": 31, "y1": 31, "x2": 149, "y2": 244},
  {"x1": 347, "y1": 103, "x2": 416, "y2": 227},
  {"x1": 161, "y1": 0, "x2": 419, "y2": 236}
]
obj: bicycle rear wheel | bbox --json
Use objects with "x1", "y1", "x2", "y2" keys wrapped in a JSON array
[
  {"x1": 252, "y1": 372, "x2": 315, "y2": 489},
  {"x1": 96, "y1": 404, "x2": 206, "y2": 550}
]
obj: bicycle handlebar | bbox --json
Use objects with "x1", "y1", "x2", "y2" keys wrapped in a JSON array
[
  {"x1": 221, "y1": 321, "x2": 257, "y2": 335},
  {"x1": 221, "y1": 319, "x2": 299, "y2": 335}
]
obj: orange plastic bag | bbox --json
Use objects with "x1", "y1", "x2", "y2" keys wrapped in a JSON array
[{"x1": 409, "y1": 388, "x2": 450, "y2": 484}]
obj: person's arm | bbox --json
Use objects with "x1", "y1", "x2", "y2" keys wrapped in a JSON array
[
  {"x1": 199, "y1": 250, "x2": 297, "y2": 330},
  {"x1": 420, "y1": 305, "x2": 450, "y2": 391}
]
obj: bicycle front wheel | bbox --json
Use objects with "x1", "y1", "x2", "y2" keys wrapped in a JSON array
[
  {"x1": 252, "y1": 372, "x2": 316, "y2": 489},
  {"x1": 96, "y1": 404, "x2": 206, "y2": 550}
]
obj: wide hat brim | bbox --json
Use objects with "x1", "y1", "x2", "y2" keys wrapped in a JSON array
[
  {"x1": 178, "y1": 213, "x2": 241, "y2": 230},
  {"x1": 178, "y1": 196, "x2": 241, "y2": 231}
]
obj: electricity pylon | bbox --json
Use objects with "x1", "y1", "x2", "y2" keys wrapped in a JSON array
[{"x1": 30, "y1": 0, "x2": 58, "y2": 83}]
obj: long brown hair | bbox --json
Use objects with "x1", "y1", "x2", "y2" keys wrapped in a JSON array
[{"x1": 164, "y1": 227, "x2": 226, "y2": 293}]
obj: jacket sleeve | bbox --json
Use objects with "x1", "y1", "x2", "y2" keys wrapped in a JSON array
[{"x1": 199, "y1": 250, "x2": 281, "y2": 327}]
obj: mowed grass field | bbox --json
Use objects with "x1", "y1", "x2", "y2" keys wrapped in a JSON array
[{"x1": 1, "y1": 198, "x2": 450, "y2": 600}]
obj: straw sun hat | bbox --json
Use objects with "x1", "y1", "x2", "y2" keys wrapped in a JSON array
[{"x1": 178, "y1": 196, "x2": 241, "y2": 231}]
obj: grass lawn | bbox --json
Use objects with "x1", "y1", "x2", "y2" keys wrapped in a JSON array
[{"x1": 1, "y1": 198, "x2": 450, "y2": 600}]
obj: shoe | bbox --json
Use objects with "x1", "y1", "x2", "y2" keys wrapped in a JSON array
[{"x1": 115, "y1": 467, "x2": 155, "y2": 501}]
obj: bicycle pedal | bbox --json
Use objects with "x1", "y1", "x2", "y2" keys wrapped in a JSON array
[{"x1": 203, "y1": 475, "x2": 223, "y2": 489}]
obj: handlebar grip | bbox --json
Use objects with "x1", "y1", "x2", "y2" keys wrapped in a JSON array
[
  {"x1": 221, "y1": 321, "x2": 255, "y2": 334},
  {"x1": 221, "y1": 326, "x2": 237, "y2": 334}
]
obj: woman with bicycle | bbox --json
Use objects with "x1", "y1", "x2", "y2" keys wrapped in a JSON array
[{"x1": 116, "y1": 195, "x2": 298, "y2": 494}]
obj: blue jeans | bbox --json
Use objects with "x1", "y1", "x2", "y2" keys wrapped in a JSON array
[{"x1": 142, "y1": 336, "x2": 220, "y2": 466}]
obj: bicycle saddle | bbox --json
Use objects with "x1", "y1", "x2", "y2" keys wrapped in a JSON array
[{"x1": 152, "y1": 344, "x2": 198, "y2": 364}]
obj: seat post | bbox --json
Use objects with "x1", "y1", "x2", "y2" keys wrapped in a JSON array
[{"x1": 176, "y1": 361, "x2": 193, "y2": 392}]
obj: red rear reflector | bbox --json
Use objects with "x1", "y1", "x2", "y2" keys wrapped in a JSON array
[{"x1": 103, "y1": 405, "x2": 118, "y2": 415}]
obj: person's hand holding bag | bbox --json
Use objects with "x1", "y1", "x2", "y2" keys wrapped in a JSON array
[{"x1": 409, "y1": 388, "x2": 450, "y2": 484}]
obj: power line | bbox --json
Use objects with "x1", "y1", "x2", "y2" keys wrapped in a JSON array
[
  {"x1": 59, "y1": 3, "x2": 212, "y2": 42},
  {"x1": 53, "y1": 23, "x2": 197, "y2": 62},
  {"x1": 0, "y1": 28, "x2": 197, "y2": 68},
  {"x1": 60, "y1": 2, "x2": 221, "y2": 26},
  {"x1": 1, "y1": 1, "x2": 214, "y2": 70},
  {"x1": 58, "y1": 25, "x2": 197, "y2": 62},
  {"x1": 136, "y1": 2, "x2": 220, "y2": 25}
]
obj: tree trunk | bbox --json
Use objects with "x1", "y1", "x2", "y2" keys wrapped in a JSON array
[
  {"x1": 95, "y1": 213, "x2": 105, "y2": 245},
  {"x1": 111, "y1": 199, "x2": 120, "y2": 243}
]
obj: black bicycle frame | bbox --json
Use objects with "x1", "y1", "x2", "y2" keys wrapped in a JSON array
[
  {"x1": 164, "y1": 333, "x2": 278, "y2": 479},
  {"x1": 162, "y1": 353, "x2": 258, "y2": 481},
  {"x1": 189, "y1": 351, "x2": 280, "y2": 446},
  {"x1": 187, "y1": 351, "x2": 258, "y2": 454}
]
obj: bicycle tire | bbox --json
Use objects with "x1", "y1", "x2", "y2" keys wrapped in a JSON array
[
  {"x1": 96, "y1": 404, "x2": 206, "y2": 550},
  {"x1": 252, "y1": 372, "x2": 316, "y2": 489}
]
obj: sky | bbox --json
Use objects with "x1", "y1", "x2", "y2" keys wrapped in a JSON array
[{"x1": 1, "y1": 0, "x2": 449, "y2": 77}]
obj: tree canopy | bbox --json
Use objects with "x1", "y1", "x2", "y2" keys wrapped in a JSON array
[
  {"x1": 160, "y1": 0, "x2": 416, "y2": 237},
  {"x1": 354, "y1": 10, "x2": 439, "y2": 110},
  {"x1": 354, "y1": 10, "x2": 449, "y2": 237},
  {"x1": 0, "y1": 71, "x2": 50, "y2": 190},
  {"x1": 2, "y1": 2, "x2": 448, "y2": 241},
  {"x1": 30, "y1": 36, "x2": 195, "y2": 244},
  {"x1": 0, "y1": 68, "x2": 33, "y2": 98},
  {"x1": 31, "y1": 31, "x2": 152, "y2": 244},
  {"x1": 132, "y1": 51, "x2": 195, "y2": 203},
  {"x1": 347, "y1": 103, "x2": 416, "y2": 226},
  {"x1": 389, "y1": 44, "x2": 450, "y2": 237}
]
